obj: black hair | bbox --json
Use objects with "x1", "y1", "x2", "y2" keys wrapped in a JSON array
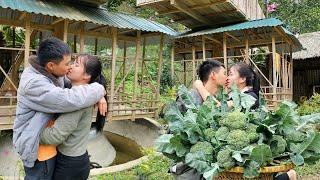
[
  {"x1": 197, "y1": 59, "x2": 224, "y2": 83},
  {"x1": 78, "y1": 54, "x2": 108, "y2": 132},
  {"x1": 233, "y1": 62, "x2": 260, "y2": 97},
  {"x1": 37, "y1": 37, "x2": 71, "y2": 67}
]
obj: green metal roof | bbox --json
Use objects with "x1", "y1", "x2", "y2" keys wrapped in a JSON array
[
  {"x1": 177, "y1": 18, "x2": 283, "y2": 38},
  {"x1": 0, "y1": 0, "x2": 178, "y2": 36},
  {"x1": 176, "y1": 18, "x2": 302, "y2": 50}
]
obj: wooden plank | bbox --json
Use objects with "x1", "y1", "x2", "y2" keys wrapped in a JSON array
[
  {"x1": 226, "y1": 32, "x2": 240, "y2": 42},
  {"x1": 141, "y1": 37, "x2": 147, "y2": 94},
  {"x1": 159, "y1": 0, "x2": 227, "y2": 15},
  {"x1": 51, "y1": 18, "x2": 64, "y2": 25},
  {"x1": 170, "y1": 0, "x2": 211, "y2": 25},
  {"x1": 24, "y1": 14, "x2": 31, "y2": 67},
  {"x1": 0, "y1": 65, "x2": 18, "y2": 91},
  {"x1": 88, "y1": 25, "x2": 109, "y2": 32}
]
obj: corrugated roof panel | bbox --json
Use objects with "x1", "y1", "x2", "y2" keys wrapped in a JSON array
[
  {"x1": 177, "y1": 18, "x2": 283, "y2": 38},
  {"x1": 0, "y1": 0, "x2": 178, "y2": 36}
]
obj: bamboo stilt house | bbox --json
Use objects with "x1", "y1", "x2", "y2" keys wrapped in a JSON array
[
  {"x1": 170, "y1": 18, "x2": 302, "y2": 108},
  {"x1": 137, "y1": 0, "x2": 265, "y2": 29},
  {"x1": 0, "y1": 0, "x2": 178, "y2": 130},
  {"x1": 292, "y1": 31, "x2": 320, "y2": 102}
]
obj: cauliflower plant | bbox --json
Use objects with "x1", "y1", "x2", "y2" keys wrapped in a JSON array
[
  {"x1": 246, "y1": 123, "x2": 259, "y2": 143},
  {"x1": 220, "y1": 110, "x2": 246, "y2": 130},
  {"x1": 217, "y1": 148, "x2": 235, "y2": 169},
  {"x1": 190, "y1": 141, "x2": 214, "y2": 156},
  {"x1": 215, "y1": 126, "x2": 229, "y2": 141},
  {"x1": 203, "y1": 128, "x2": 216, "y2": 144},
  {"x1": 226, "y1": 130, "x2": 250, "y2": 150},
  {"x1": 269, "y1": 135, "x2": 287, "y2": 156}
]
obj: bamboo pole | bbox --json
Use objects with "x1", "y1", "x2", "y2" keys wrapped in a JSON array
[
  {"x1": 110, "y1": 27, "x2": 118, "y2": 121},
  {"x1": 245, "y1": 31, "x2": 249, "y2": 64},
  {"x1": 156, "y1": 34, "x2": 164, "y2": 116},
  {"x1": 73, "y1": 35, "x2": 77, "y2": 53},
  {"x1": 141, "y1": 37, "x2": 146, "y2": 95},
  {"x1": 123, "y1": 41, "x2": 127, "y2": 92},
  {"x1": 272, "y1": 33, "x2": 277, "y2": 104},
  {"x1": 94, "y1": 38, "x2": 98, "y2": 55},
  {"x1": 290, "y1": 45, "x2": 293, "y2": 100},
  {"x1": 63, "y1": 19, "x2": 68, "y2": 43},
  {"x1": 132, "y1": 31, "x2": 141, "y2": 121},
  {"x1": 80, "y1": 22, "x2": 85, "y2": 53},
  {"x1": 192, "y1": 38, "x2": 196, "y2": 82},
  {"x1": 202, "y1": 35, "x2": 206, "y2": 61},
  {"x1": 223, "y1": 33, "x2": 228, "y2": 70},
  {"x1": 171, "y1": 40, "x2": 175, "y2": 84},
  {"x1": 24, "y1": 14, "x2": 31, "y2": 67}
]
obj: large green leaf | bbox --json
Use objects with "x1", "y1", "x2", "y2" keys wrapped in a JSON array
[
  {"x1": 178, "y1": 85, "x2": 197, "y2": 110},
  {"x1": 169, "y1": 134, "x2": 189, "y2": 157},
  {"x1": 203, "y1": 163, "x2": 220, "y2": 180},
  {"x1": 290, "y1": 154, "x2": 304, "y2": 166},
  {"x1": 249, "y1": 144, "x2": 273, "y2": 166},
  {"x1": 155, "y1": 134, "x2": 175, "y2": 154},
  {"x1": 243, "y1": 160, "x2": 260, "y2": 178},
  {"x1": 185, "y1": 152, "x2": 211, "y2": 173},
  {"x1": 240, "y1": 92, "x2": 256, "y2": 111}
]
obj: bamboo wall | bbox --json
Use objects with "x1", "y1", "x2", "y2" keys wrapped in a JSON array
[{"x1": 293, "y1": 57, "x2": 320, "y2": 102}]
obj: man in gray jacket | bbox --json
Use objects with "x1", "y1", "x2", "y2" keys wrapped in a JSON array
[{"x1": 13, "y1": 37, "x2": 107, "y2": 180}]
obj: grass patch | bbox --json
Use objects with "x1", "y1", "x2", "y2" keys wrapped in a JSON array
[
  {"x1": 90, "y1": 149, "x2": 174, "y2": 180},
  {"x1": 295, "y1": 159, "x2": 320, "y2": 178}
]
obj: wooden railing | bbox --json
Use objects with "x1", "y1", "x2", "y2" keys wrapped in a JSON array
[
  {"x1": 0, "y1": 96, "x2": 16, "y2": 130},
  {"x1": 261, "y1": 86, "x2": 292, "y2": 108}
]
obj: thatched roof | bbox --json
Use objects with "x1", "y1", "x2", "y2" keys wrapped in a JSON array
[{"x1": 292, "y1": 31, "x2": 320, "y2": 59}]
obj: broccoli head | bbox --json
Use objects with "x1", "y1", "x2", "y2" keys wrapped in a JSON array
[
  {"x1": 284, "y1": 131, "x2": 306, "y2": 142},
  {"x1": 215, "y1": 126, "x2": 229, "y2": 141},
  {"x1": 226, "y1": 130, "x2": 250, "y2": 150},
  {"x1": 204, "y1": 128, "x2": 216, "y2": 144},
  {"x1": 217, "y1": 148, "x2": 235, "y2": 170},
  {"x1": 190, "y1": 141, "x2": 214, "y2": 156},
  {"x1": 269, "y1": 135, "x2": 287, "y2": 156},
  {"x1": 246, "y1": 123, "x2": 259, "y2": 143},
  {"x1": 220, "y1": 110, "x2": 246, "y2": 130}
]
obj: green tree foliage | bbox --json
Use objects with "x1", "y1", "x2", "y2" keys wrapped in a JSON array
[{"x1": 259, "y1": 0, "x2": 320, "y2": 34}]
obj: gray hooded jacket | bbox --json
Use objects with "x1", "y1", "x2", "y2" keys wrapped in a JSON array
[{"x1": 13, "y1": 66, "x2": 105, "y2": 167}]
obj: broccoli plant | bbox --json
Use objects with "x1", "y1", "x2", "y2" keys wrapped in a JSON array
[{"x1": 156, "y1": 85, "x2": 320, "y2": 180}]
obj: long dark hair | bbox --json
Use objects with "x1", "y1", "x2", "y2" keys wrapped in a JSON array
[
  {"x1": 79, "y1": 54, "x2": 108, "y2": 132},
  {"x1": 233, "y1": 62, "x2": 260, "y2": 97}
]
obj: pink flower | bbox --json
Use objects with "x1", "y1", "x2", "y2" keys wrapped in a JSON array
[{"x1": 267, "y1": 2, "x2": 279, "y2": 13}]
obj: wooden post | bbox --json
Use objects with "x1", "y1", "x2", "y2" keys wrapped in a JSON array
[
  {"x1": 94, "y1": 38, "x2": 98, "y2": 55},
  {"x1": 202, "y1": 35, "x2": 206, "y2": 61},
  {"x1": 156, "y1": 34, "x2": 164, "y2": 115},
  {"x1": 171, "y1": 40, "x2": 175, "y2": 84},
  {"x1": 132, "y1": 31, "x2": 141, "y2": 121},
  {"x1": 290, "y1": 45, "x2": 293, "y2": 100},
  {"x1": 123, "y1": 41, "x2": 127, "y2": 91},
  {"x1": 223, "y1": 33, "x2": 228, "y2": 70},
  {"x1": 272, "y1": 33, "x2": 277, "y2": 104},
  {"x1": 73, "y1": 35, "x2": 77, "y2": 53},
  {"x1": 110, "y1": 27, "x2": 118, "y2": 121},
  {"x1": 63, "y1": 19, "x2": 68, "y2": 43},
  {"x1": 192, "y1": 38, "x2": 196, "y2": 82},
  {"x1": 24, "y1": 14, "x2": 31, "y2": 67},
  {"x1": 79, "y1": 22, "x2": 85, "y2": 53},
  {"x1": 245, "y1": 31, "x2": 249, "y2": 64},
  {"x1": 141, "y1": 37, "x2": 146, "y2": 94},
  {"x1": 12, "y1": 27, "x2": 16, "y2": 48}
]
